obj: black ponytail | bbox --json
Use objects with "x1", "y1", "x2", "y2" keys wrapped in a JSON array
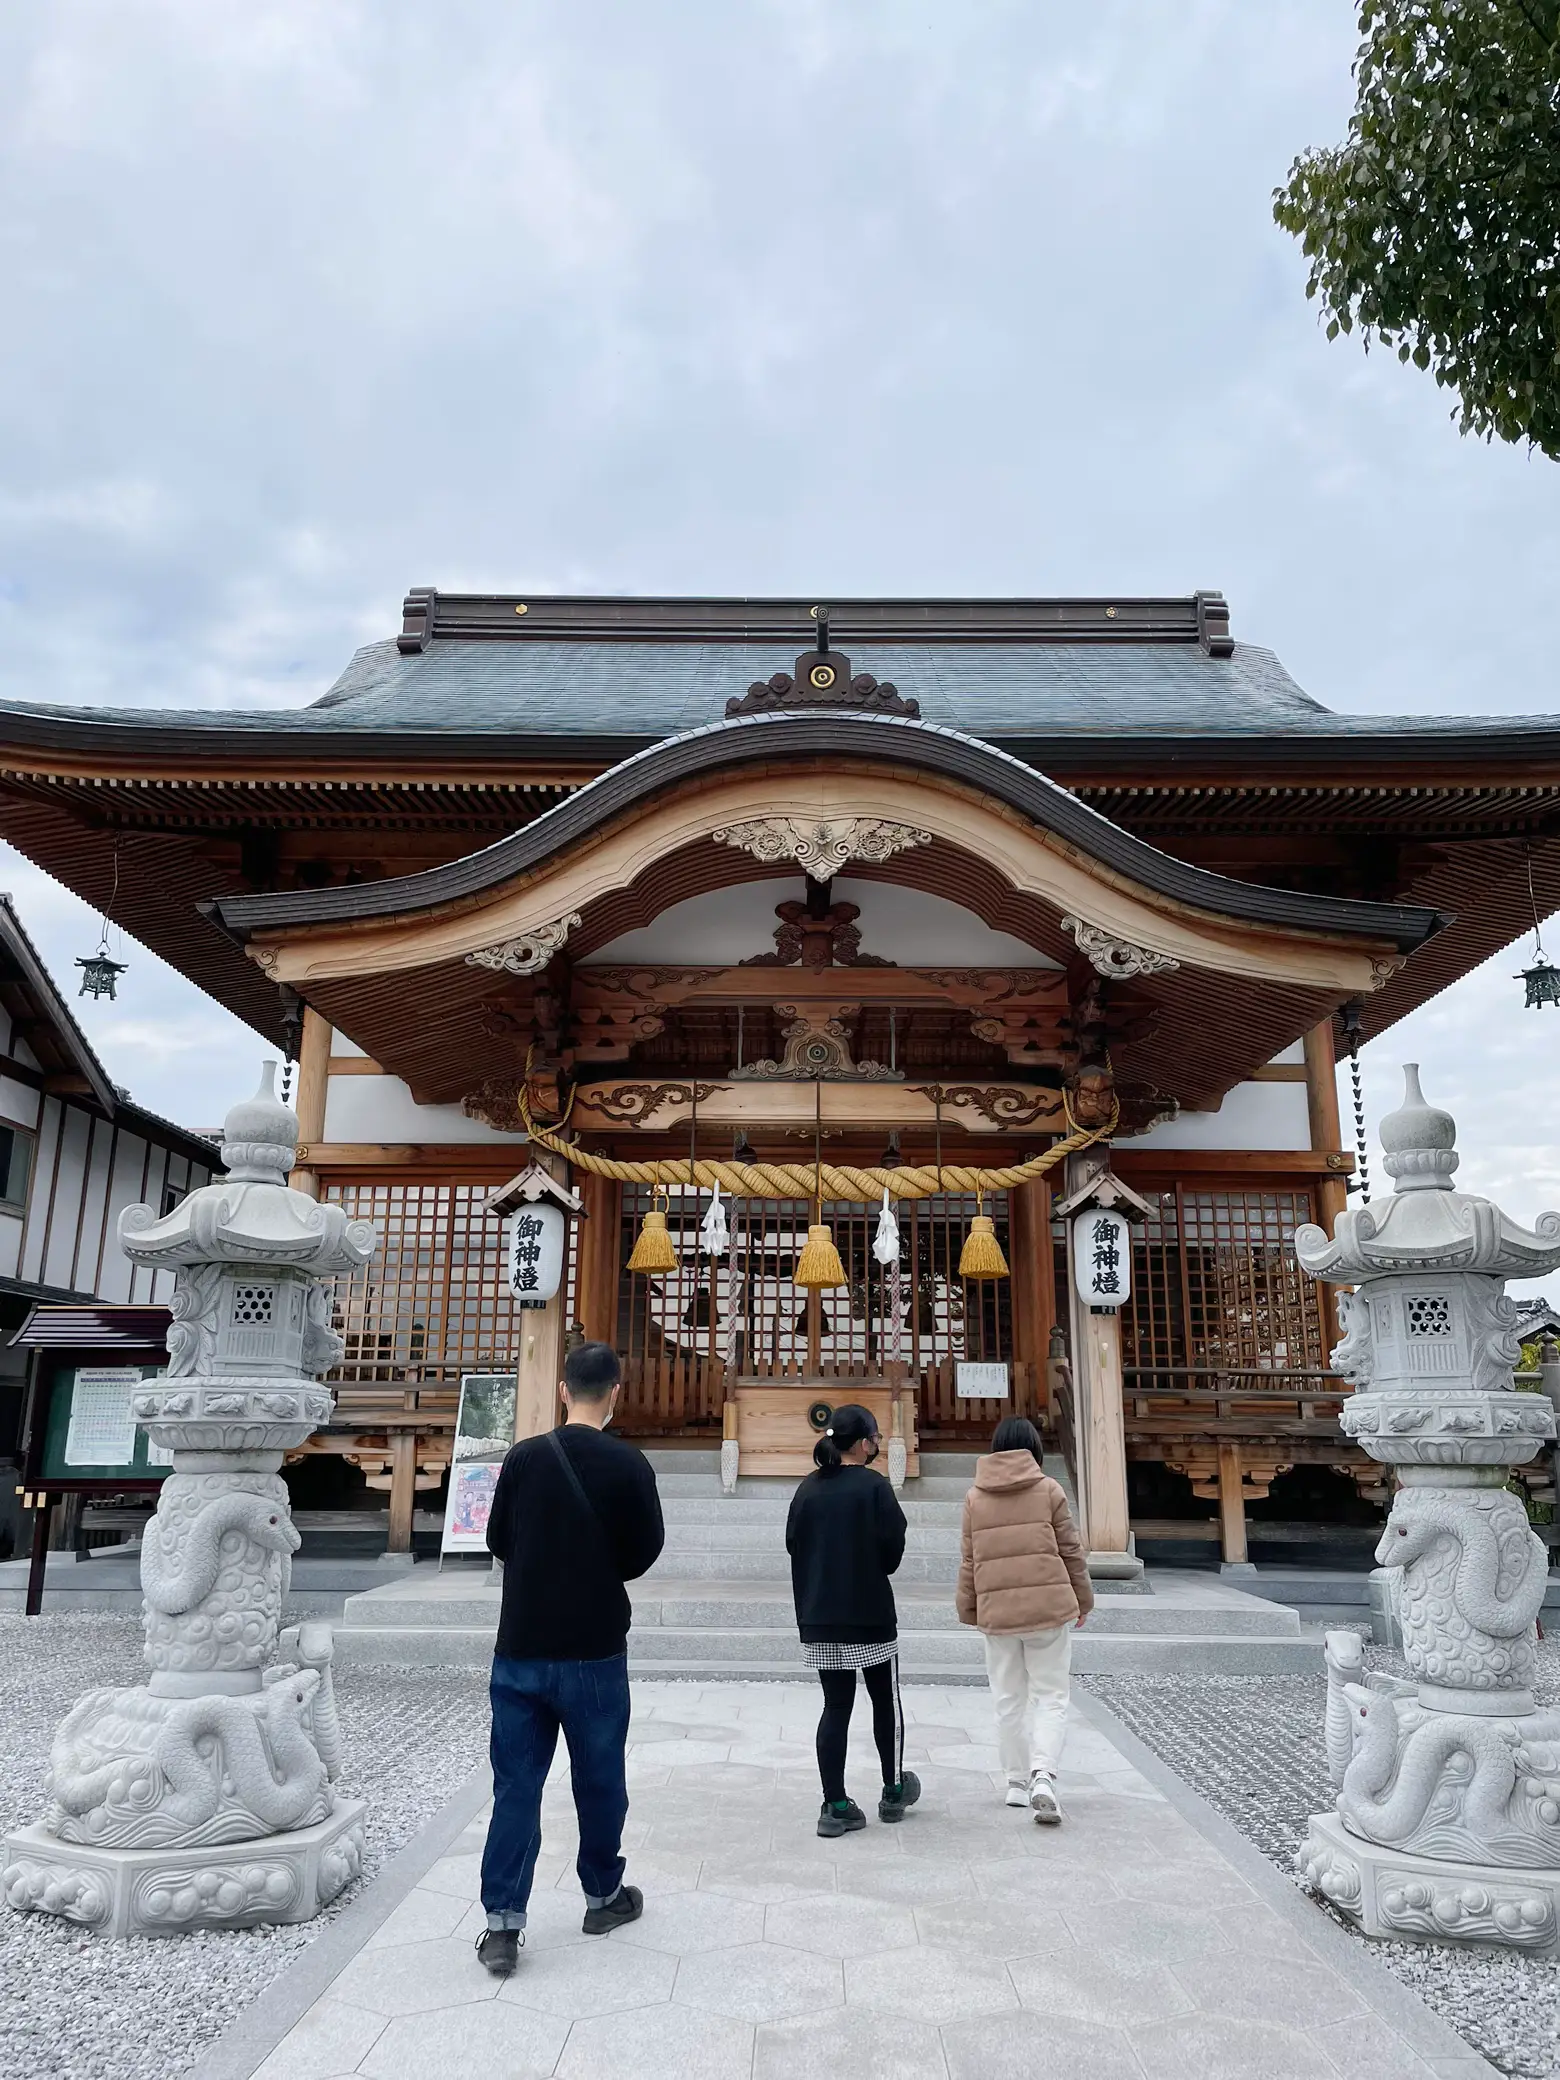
[
  {"x1": 991, "y1": 1415, "x2": 1044, "y2": 1469},
  {"x1": 813, "y1": 1402, "x2": 879, "y2": 1473}
]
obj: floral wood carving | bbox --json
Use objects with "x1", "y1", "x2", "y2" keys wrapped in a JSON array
[
  {"x1": 730, "y1": 1006, "x2": 902, "y2": 1082},
  {"x1": 589, "y1": 1082, "x2": 720, "y2": 1124},
  {"x1": 911, "y1": 1085, "x2": 1061, "y2": 1128},
  {"x1": 712, "y1": 817, "x2": 933, "y2": 875},
  {"x1": 465, "y1": 913, "x2": 582, "y2": 976},
  {"x1": 1061, "y1": 916, "x2": 1181, "y2": 979},
  {"x1": 741, "y1": 898, "x2": 893, "y2": 971},
  {"x1": 461, "y1": 1080, "x2": 529, "y2": 1133},
  {"x1": 725, "y1": 670, "x2": 920, "y2": 720}
]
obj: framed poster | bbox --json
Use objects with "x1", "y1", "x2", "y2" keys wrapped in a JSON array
[
  {"x1": 41, "y1": 1364, "x2": 172, "y2": 1481},
  {"x1": 956, "y1": 1360, "x2": 1010, "y2": 1400},
  {"x1": 441, "y1": 1371, "x2": 518, "y2": 1554}
]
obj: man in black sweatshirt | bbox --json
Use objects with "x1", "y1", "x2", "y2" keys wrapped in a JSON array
[{"x1": 475, "y1": 1341, "x2": 664, "y2": 1976}]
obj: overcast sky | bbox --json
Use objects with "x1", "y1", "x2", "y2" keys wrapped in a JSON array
[{"x1": 1, "y1": 1, "x2": 1557, "y2": 1232}]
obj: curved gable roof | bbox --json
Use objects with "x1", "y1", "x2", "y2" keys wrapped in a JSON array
[{"x1": 210, "y1": 711, "x2": 1447, "y2": 955}]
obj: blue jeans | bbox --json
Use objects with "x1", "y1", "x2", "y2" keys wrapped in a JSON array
[{"x1": 481, "y1": 1651, "x2": 631, "y2": 1930}]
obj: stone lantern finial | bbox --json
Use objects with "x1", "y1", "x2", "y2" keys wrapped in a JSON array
[
  {"x1": 1378, "y1": 1062, "x2": 1459, "y2": 1190},
  {"x1": 220, "y1": 1059, "x2": 299, "y2": 1183},
  {"x1": 1293, "y1": 1064, "x2": 1560, "y2": 1958}
]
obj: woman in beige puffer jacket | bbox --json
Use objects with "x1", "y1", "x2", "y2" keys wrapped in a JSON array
[{"x1": 956, "y1": 1416, "x2": 1092, "y2": 1822}]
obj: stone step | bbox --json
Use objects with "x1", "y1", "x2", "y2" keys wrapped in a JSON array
[
  {"x1": 652, "y1": 1474, "x2": 976, "y2": 1501},
  {"x1": 654, "y1": 1520, "x2": 962, "y2": 1553},
  {"x1": 659, "y1": 1495, "x2": 964, "y2": 1526},
  {"x1": 641, "y1": 1550, "x2": 955, "y2": 1584},
  {"x1": 329, "y1": 1622, "x2": 1318, "y2": 1676},
  {"x1": 640, "y1": 1448, "x2": 985, "y2": 1480}
]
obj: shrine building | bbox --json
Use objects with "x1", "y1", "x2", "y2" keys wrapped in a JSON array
[{"x1": 1, "y1": 589, "x2": 1553, "y2": 1568}]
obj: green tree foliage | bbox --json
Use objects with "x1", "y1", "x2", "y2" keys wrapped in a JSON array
[{"x1": 1274, "y1": 1, "x2": 1560, "y2": 456}]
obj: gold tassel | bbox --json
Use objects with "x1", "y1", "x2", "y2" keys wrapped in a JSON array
[
  {"x1": 628, "y1": 1200, "x2": 679, "y2": 1274},
  {"x1": 794, "y1": 1222, "x2": 847, "y2": 1290},
  {"x1": 959, "y1": 1212, "x2": 1009, "y2": 1281}
]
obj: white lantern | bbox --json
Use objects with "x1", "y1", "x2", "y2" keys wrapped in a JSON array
[
  {"x1": 507, "y1": 1201, "x2": 566, "y2": 1310},
  {"x1": 1073, "y1": 1206, "x2": 1131, "y2": 1309}
]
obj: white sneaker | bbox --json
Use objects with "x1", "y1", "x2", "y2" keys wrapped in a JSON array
[
  {"x1": 1029, "y1": 1773, "x2": 1062, "y2": 1825},
  {"x1": 1004, "y1": 1779, "x2": 1029, "y2": 1808}
]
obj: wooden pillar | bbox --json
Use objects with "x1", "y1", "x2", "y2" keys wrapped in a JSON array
[
  {"x1": 573, "y1": 1173, "x2": 621, "y2": 1345},
  {"x1": 290, "y1": 1006, "x2": 332, "y2": 1200},
  {"x1": 1010, "y1": 1179, "x2": 1052, "y2": 1418},
  {"x1": 514, "y1": 1300, "x2": 566, "y2": 1442},
  {"x1": 386, "y1": 1431, "x2": 416, "y2": 1554},
  {"x1": 1304, "y1": 1018, "x2": 1348, "y2": 1343},
  {"x1": 1216, "y1": 1442, "x2": 1249, "y2": 1565}
]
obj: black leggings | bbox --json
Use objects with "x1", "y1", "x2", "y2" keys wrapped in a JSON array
[{"x1": 815, "y1": 1657, "x2": 904, "y2": 1804}]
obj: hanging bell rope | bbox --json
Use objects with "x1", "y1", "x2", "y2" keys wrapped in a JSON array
[
  {"x1": 520, "y1": 1050, "x2": 1117, "y2": 1201},
  {"x1": 958, "y1": 1192, "x2": 1010, "y2": 1281},
  {"x1": 627, "y1": 1185, "x2": 679, "y2": 1274},
  {"x1": 794, "y1": 1080, "x2": 847, "y2": 1289}
]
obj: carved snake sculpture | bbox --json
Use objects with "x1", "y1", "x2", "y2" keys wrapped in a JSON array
[
  {"x1": 1376, "y1": 1492, "x2": 1548, "y2": 1639},
  {"x1": 49, "y1": 1672, "x2": 329, "y2": 1835},
  {"x1": 140, "y1": 1491, "x2": 300, "y2": 1616},
  {"x1": 1339, "y1": 1684, "x2": 1519, "y2": 1844},
  {"x1": 155, "y1": 1669, "x2": 328, "y2": 1831}
]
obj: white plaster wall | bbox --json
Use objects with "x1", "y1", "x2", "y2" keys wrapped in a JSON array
[
  {"x1": 324, "y1": 1074, "x2": 528, "y2": 1144},
  {"x1": 1270, "y1": 1040, "x2": 1305, "y2": 1066},
  {"x1": 590, "y1": 876, "x2": 1058, "y2": 968},
  {"x1": 331, "y1": 1031, "x2": 367, "y2": 1058},
  {"x1": 0, "y1": 1211, "x2": 23, "y2": 1280},
  {"x1": 0, "y1": 1078, "x2": 41, "y2": 1130},
  {"x1": 1129, "y1": 1079, "x2": 1312, "y2": 1151}
]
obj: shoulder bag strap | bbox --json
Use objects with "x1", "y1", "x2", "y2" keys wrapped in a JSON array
[{"x1": 545, "y1": 1426, "x2": 610, "y2": 1548}]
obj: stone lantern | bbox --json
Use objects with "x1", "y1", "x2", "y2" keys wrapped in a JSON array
[
  {"x1": 1294, "y1": 1065, "x2": 1560, "y2": 1956},
  {"x1": 2, "y1": 1065, "x2": 377, "y2": 1937}
]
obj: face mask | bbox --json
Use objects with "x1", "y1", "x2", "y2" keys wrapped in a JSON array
[{"x1": 864, "y1": 1437, "x2": 880, "y2": 1464}]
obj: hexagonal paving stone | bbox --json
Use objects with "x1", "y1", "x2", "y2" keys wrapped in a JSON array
[
  {"x1": 754, "y1": 2007, "x2": 950, "y2": 2079},
  {"x1": 251, "y1": 1997, "x2": 386, "y2": 2080},
  {"x1": 556, "y1": 2003, "x2": 756, "y2": 2079},
  {"x1": 1007, "y1": 1947, "x2": 1195, "y2": 2029},
  {"x1": 364, "y1": 1886, "x2": 470, "y2": 1951},
  {"x1": 1131, "y1": 2012, "x2": 1340, "y2": 2080},
  {"x1": 675, "y1": 1939, "x2": 844, "y2": 2024},
  {"x1": 615, "y1": 1887, "x2": 767, "y2": 1954},
  {"x1": 972, "y1": 1856, "x2": 1122, "y2": 1907},
  {"x1": 846, "y1": 1943, "x2": 1018, "y2": 2025},
  {"x1": 699, "y1": 1852, "x2": 841, "y2": 1904},
  {"x1": 357, "y1": 2001, "x2": 569, "y2": 2080},
  {"x1": 913, "y1": 1897, "x2": 1072, "y2": 1959},
  {"x1": 765, "y1": 1891, "x2": 919, "y2": 1958},
  {"x1": 330, "y1": 1936, "x2": 502, "y2": 2018},
  {"x1": 943, "y1": 2011, "x2": 1143, "y2": 2080},
  {"x1": 498, "y1": 1935, "x2": 677, "y2": 2016},
  {"x1": 1171, "y1": 1950, "x2": 1365, "y2": 2029}
]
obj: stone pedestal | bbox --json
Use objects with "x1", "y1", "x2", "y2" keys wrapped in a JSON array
[
  {"x1": 2, "y1": 1066, "x2": 378, "y2": 1937},
  {"x1": 3, "y1": 1798, "x2": 367, "y2": 1939},
  {"x1": 1293, "y1": 1065, "x2": 1560, "y2": 1956}
]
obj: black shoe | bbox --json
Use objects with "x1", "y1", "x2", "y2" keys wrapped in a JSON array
[
  {"x1": 582, "y1": 1883, "x2": 643, "y2": 1935},
  {"x1": 878, "y1": 1771, "x2": 922, "y2": 1823},
  {"x1": 816, "y1": 1799, "x2": 868, "y2": 1838},
  {"x1": 476, "y1": 1927, "x2": 521, "y2": 1976}
]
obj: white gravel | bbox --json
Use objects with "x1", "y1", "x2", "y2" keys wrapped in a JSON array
[
  {"x1": 1083, "y1": 1639, "x2": 1560, "y2": 2080},
  {"x1": 0, "y1": 1613, "x2": 490, "y2": 2080}
]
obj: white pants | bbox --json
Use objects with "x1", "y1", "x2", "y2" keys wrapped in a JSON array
[{"x1": 983, "y1": 1625, "x2": 1072, "y2": 1781}]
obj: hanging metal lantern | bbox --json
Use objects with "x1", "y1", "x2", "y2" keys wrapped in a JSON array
[
  {"x1": 1518, "y1": 853, "x2": 1560, "y2": 1009},
  {"x1": 1519, "y1": 956, "x2": 1560, "y2": 1010},
  {"x1": 76, "y1": 940, "x2": 127, "y2": 1000}
]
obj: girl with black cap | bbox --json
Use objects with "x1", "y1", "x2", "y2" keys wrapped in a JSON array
[{"x1": 785, "y1": 1402, "x2": 921, "y2": 1837}]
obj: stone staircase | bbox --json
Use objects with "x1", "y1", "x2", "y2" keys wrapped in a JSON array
[{"x1": 330, "y1": 1449, "x2": 1320, "y2": 1677}]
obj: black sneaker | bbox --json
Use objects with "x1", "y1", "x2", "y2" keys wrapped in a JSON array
[
  {"x1": 476, "y1": 1927, "x2": 521, "y2": 1976},
  {"x1": 816, "y1": 1799, "x2": 868, "y2": 1838},
  {"x1": 878, "y1": 1771, "x2": 922, "y2": 1823},
  {"x1": 582, "y1": 1884, "x2": 643, "y2": 1935}
]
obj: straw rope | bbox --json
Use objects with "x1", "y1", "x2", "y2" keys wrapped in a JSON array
[{"x1": 518, "y1": 1060, "x2": 1116, "y2": 1201}]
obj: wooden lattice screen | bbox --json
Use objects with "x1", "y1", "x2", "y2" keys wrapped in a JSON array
[
  {"x1": 617, "y1": 1183, "x2": 1013, "y2": 1433},
  {"x1": 321, "y1": 1180, "x2": 576, "y2": 1387},
  {"x1": 1058, "y1": 1184, "x2": 1326, "y2": 1382}
]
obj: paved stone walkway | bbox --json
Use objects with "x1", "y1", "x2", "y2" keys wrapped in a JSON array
[{"x1": 235, "y1": 1681, "x2": 1491, "y2": 2080}]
